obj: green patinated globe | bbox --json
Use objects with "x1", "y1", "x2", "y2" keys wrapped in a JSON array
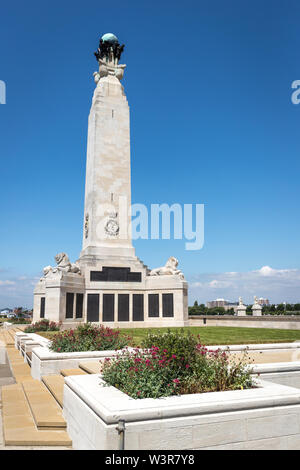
[{"x1": 101, "y1": 33, "x2": 118, "y2": 44}]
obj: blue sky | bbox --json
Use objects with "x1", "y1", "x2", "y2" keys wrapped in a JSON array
[{"x1": 1, "y1": 0, "x2": 300, "y2": 308}]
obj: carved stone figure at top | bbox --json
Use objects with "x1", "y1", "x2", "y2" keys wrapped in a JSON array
[
  {"x1": 253, "y1": 295, "x2": 259, "y2": 305},
  {"x1": 239, "y1": 296, "x2": 243, "y2": 306},
  {"x1": 149, "y1": 257, "x2": 184, "y2": 279},
  {"x1": 43, "y1": 253, "x2": 81, "y2": 277},
  {"x1": 93, "y1": 33, "x2": 126, "y2": 83}
]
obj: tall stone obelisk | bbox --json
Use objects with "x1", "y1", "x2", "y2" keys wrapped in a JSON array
[
  {"x1": 33, "y1": 33, "x2": 188, "y2": 327},
  {"x1": 80, "y1": 33, "x2": 136, "y2": 264}
]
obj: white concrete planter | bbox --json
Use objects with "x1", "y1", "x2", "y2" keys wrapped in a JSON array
[
  {"x1": 253, "y1": 362, "x2": 300, "y2": 389},
  {"x1": 63, "y1": 374, "x2": 300, "y2": 450},
  {"x1": 16, "y1": 332, "x2": 51, "y2": 352},
  {"x1": 15, "y1": 331, "x2": 31, "y2": 349},
  {"x1": 31, "y1": 345, "x2": 127, "y2": 380}
]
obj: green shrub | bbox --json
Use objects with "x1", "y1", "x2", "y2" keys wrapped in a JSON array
[
  {"x1": 141, "y1": 328, "x2": 199, "y2": 370},
  {"x1": 50, "y1": 323, "x2": 130, "y2": 353},
  {"x1": 102, "y1": 330, "x2": 254, "y2": 399},
  {"x1": 8, "y1": 318, "x2": 31, "y2": 324},
  {"x1": 24, "y1": 319, "x2": 60, "y2": 333}
]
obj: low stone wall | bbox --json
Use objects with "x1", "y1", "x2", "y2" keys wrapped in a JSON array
[
  {"x1": 252, "y1": 361, "x2": 300, "y2": 389},
  {"x1": 3, "y1": 322, "x2": 30, "y2": 330},
  {"x1": 63, "y1": 375, "x2": 300, "y2": 450},
  {"x1": 189, "y1": 315, "x2": 300, "y2": 330},
  {"x1": 31, "y1": 345, "x2": 128, "y2": 380}
]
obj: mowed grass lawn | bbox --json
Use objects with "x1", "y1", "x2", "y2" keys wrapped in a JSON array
[
  {"x1": 39, "y1": 326, "x2": 300, "y2": 346},
  {"x1": 120, "y1": 326, "x2": 300, "y2": 346}
]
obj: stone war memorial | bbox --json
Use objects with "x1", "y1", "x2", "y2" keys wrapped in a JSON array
[{"x1": 33, "y1": 33, "x2": 188, "y2": 328}]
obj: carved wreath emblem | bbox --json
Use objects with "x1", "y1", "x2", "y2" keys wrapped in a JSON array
[
  {"x1": 105, "y1": 219, "x2": 119, "y2": 236},
  {"x1": 104, "y1": 211, "x2": 119, "y2": 236}
]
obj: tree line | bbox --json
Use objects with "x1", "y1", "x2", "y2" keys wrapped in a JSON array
[{"x1": 189, "y1": 301, "x2": 300, "y2": 316}]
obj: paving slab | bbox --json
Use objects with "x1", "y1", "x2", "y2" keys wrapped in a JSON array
[
  {"x1": 22, "y1": 380, "x2": 66, "y2": 429},
  {"x1": 79, "y1": 361, "x2": 103, "y2": 374},
  {"x1": 1, "y1": 384, "x2": 71, "y2": 447},
  {"x1": 42, "y1": 375, "x2": 65, "y2": 408},
  {"x1": 60, "y1": 368, "x2": 87, "y2": 377}
]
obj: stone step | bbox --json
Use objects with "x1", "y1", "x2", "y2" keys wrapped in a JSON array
[
  {"x1": 42, "y1": 375, "x2": 65, "y2": 408},
  {"x1": 1, "y1": 383, "x2": 72, "y2": 447},
  {"x1": 6, "y1": 348, "x2": 32, "y2": 382},
  {"x1": 79, "y1": 361, "x2": 103, "y2": 374},
  {"x1": 0, "y1": 331, "x2": 14, "y2": 347},
  {"x1": 60, "y1": 368, "x2": 87, "y2": 377},
  {"x1": 22, "y1": 380, "x2": 67, "y2": 430}
]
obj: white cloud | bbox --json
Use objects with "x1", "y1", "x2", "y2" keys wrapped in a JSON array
[
  {"x1": 255, "y1": 265, "x2": 297, "y2": 277},
  {"x1": 0, "y1": 275, "x2": 38, "y2": 308},
  {"x1": 209, "y1": 280, "x2": 233, "y2": 289},
  {"x1": 188, "y1": 266, "x2": 300, "y2": 304}
]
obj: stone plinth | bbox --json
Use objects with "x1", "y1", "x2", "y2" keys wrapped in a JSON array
[
  {"x1": 252, "y1": 305, "x2": 262, "y2": 317},
  {"x1": 237, "y1": 305, "x2": 247, "y2": 316},
  {"x1": 33, "y1": 273, "x2": 85, "y2": 324}
]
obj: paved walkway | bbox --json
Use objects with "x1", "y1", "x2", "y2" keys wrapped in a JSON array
[{"x1": 0, "y1": 344, "x2": 70, "y2": 451}]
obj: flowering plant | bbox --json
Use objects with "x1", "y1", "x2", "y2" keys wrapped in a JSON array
[
  {"x1": 24, "y1": 318, "x2": 60, "y2": 333},
  {"x1": 50, "y1": 323, "x2": 130, "y2": 353},
  {"x1": 102, "y1": 330, "x2": 254, "y2": 399}
]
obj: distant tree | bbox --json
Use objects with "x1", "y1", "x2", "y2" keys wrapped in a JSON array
[
  {"x1": 193, "y1": 300, "x2": 198, "y2": 307},
  {"x1": 262, "y1": 305, "x2": 271, "y2": 314},
  {"x1": 276, "y1": 304, "x2": 285, "y2": 312},
  {"x1": 294, "y1": 304, "x2": 300, "y2": 311},
  {"x1": 246, "y1": 305, "x2": 253, "y2": 315},
  {"x1": 226, "y1": 308, "x2": 235, "y2": 315}
]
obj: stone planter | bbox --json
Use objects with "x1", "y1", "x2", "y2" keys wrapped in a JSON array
[
  {"x1": 253, "y1": 361, "x2": 300, "y2": 389},
  {"x1": 62, "y1": 375, "x2": 300, "y2": 450},
  {"x1": 31, "y1": 345, "x2": 128, "y2": 380}
]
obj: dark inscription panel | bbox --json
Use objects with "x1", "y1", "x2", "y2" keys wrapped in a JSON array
[
  {"x1": 87, "y1": 294, "x2": 99, "y2": 322},
  {"x1": 148, "y1": 294, "x2": 159, "y2": 317},
  {"x1": 90, "y1": 267, "x2": 141, "y2": 283},
  {"x1": 66, "y1": 293, "x2": 74, "y2": 319},
  {"x1": 40, "y1": 297, "x2": 45, "y2": 318},
  {"x1": 76, "y1": 293, "x2": 84, "y2": 318},
  {"x1": 133, "y1": 294, "x2": 144, "y2": 321},
  {"x1": 162, "y1": 293, "x2": 174, "y2": 317},
  {"x1": 103, "y1": 294, "x2": 114, "y2": 322},
  {"x1": 118, "y1": 294, "x2": 129, "y2": 322}
]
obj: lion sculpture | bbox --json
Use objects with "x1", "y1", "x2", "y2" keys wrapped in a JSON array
[
  {"x1": 149, "y1": 257, "x2": 184, "y2": 279},
  {"x1": 43, "y1": 253, "x2": 81, "y2": 277}
]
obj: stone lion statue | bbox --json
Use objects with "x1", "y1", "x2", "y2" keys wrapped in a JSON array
[
  {"x1": 43, "y1": 253, "x2": 81, "y2": 277},
  {"x1": 149, "y1": 257, "x2": 184, "y2": 279}
]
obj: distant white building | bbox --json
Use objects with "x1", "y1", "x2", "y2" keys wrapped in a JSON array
[
  {"x1": 206, "y1": 298, "x2": 227, "y2": 308},
  {"x1": 0, "y1": 308, "x2": 13, "y2": 317},
  {"x1": 258, "y1": 298, "x2": 270, "y2": 306}
]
